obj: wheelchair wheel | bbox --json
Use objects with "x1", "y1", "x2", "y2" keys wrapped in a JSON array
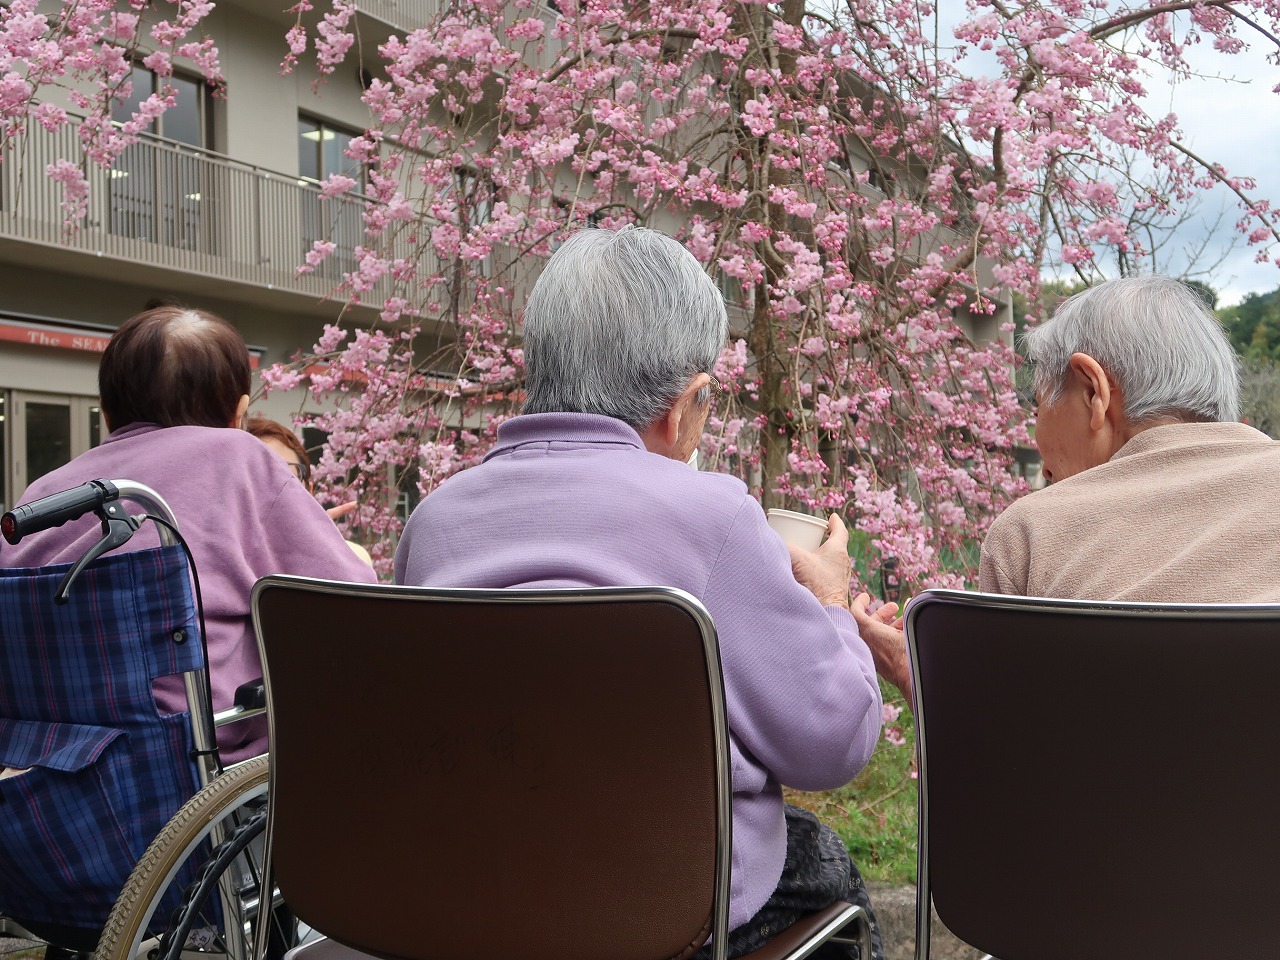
[
  {"x1": 152, "y1": 809, "x2": 291, "y2": 960},
  {"x1": 95, "y1": 756, "x2": 293, "y2": 960}
]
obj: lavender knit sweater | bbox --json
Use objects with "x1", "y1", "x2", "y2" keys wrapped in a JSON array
[{"x1": 395, "y1": 413, "x2": 883, "y2": 932}]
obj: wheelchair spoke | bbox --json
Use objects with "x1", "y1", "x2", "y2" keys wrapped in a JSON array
[{"x1": 96, "y1": 758, "x2": 291, "y2": 960}]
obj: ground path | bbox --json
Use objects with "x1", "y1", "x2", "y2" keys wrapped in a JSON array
[{"x1": 0, "y1": 887, "x2": 984, "y2": 960}]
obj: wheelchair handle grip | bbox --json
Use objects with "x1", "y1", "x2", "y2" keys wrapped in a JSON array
[{"x1": 1, "y1": 479, "x2": 120, "y2": 545}]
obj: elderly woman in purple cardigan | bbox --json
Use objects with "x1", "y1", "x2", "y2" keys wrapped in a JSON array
[
  {"x1": 395, "y1": 226, "x2": 908, "y2": 960},
  {"x1": 4, "y1": 306, "x2": 378, "y2": 765}
]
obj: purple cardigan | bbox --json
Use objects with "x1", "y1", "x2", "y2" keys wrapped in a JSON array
[
  {"x1": 3, "y1": 422, "x2": 378, "y2": 764},
  {"x1": 395, "y1": 412, "x2": 883, "y2": 932}
]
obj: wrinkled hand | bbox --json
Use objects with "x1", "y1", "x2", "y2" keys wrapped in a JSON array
[
  {"x1": 787, "y1": 513, "x2": 852, "y2": 609},
  {"x1": 851, "y1": 592, "x2": 912, "y2": 703},
  {"x1": 325, "y1": 500, "x2": 358, "y2": 522}
]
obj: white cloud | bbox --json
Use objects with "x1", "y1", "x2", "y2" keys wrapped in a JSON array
[
  {"x1": 933, "y1": 0, "x2": 1280, "y2": 304},
  {"x1": 1144, "y1": 40, "x2": 1280, "y2": 304}
]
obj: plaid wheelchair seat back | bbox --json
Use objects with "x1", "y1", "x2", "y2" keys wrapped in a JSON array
[{"x1": 0, "y1": 544, "x2": 205, "y2": 932}]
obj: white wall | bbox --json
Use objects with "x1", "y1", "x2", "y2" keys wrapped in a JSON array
[
  {"x1": 0, "y1": 260, "x2": 332, "y2": 418},
  {"x1": 210, "y1": 5, "x2": 375, "y2": 175}
]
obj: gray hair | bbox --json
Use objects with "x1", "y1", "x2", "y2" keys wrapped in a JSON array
[
  {"x1": 1024, "y1": 275, "x2": 1240, "y2": 424},
  {"x1": 521, "y1": 225, "x2": 728, "y2": 430}
]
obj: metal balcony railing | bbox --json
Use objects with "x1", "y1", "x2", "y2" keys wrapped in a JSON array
[
  {"x1": 354, "y1": 0, "x2": 441, "y2": 31},
  {"x1": 354, "y1": 0, "x2": 563, "y2": 71},
  {"x1": 0, "y1": 119, "x2": 419, "y2": 308}
]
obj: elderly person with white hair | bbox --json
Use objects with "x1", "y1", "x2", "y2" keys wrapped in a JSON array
[
  {"x1": 980, "y1": 275, "x2": 1280, "y2": 601},
  {"x1": 395, "y1": 225, "x2": 907, "y2": 960}
]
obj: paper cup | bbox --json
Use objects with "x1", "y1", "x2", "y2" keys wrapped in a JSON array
[{"x1": 766, "y1": 508, "x2": 828, "y2": 551}]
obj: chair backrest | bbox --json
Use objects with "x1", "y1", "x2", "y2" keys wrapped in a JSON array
[
  {"x1": 0, "y1": 544, "x2": 204, "y2": 933},
  {"x1": 252, "y1": 576, "x2": 732, "y2": 960},
  {"x1": 906, "y1": 589, "x2": 1280, "y2": 960}
]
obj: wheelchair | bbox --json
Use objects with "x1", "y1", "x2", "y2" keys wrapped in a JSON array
[{"x1": 0, "y1": 479, "x2": 294, "y2": 960}]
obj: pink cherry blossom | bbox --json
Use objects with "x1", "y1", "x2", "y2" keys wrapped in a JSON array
[{"x1": 6, "y1": 0, "x2": 1280, "y2": 587}]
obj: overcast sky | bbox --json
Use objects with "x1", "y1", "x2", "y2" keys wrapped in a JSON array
[
  {"x1": 934, "y1": 1, "x2": 1280, "y2": 306},
  {"x1": 1145, "y1": 38, "x2": 1280, "y2": 306}
]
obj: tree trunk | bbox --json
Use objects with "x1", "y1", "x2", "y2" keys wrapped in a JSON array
[{"x1": 749, "y1": 283, "x2": 793, "y2": 510}]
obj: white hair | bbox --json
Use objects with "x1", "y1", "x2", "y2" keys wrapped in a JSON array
[
  {"x1": 521, "y1": 225, "x2": 728, "y2": 430},
  {"x1": 1024, "y1": 276, "x2": 1240, "y2": 423}
]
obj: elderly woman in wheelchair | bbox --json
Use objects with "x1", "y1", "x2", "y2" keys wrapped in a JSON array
[
  {"x1": 394, "y1": 226, "x2": 909, "y2": 960},
  {"x1": 0, "y1": 306, "x2": 376, "y2": 957}
]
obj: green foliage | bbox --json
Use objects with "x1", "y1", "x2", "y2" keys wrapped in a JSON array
[
  {"x1": 1010, "y1": 280, "x2": 1089, "y2": 397},
  {"x1": 1012, "y1": 280, "x2": 1087, "y2": 334},
  {"x1": 1182, "y1": 279, "x2": 1218, "y2": 311},
  {"x1": 846, "y1": 527, "x2": 880, "y2": 595},
  {"x1": 786, "y1": 681, "x2": 918, "y2": 885},
  {"x1": 1239, "y1": 357, "x2": 1280, "y2": 438},
  {"x1": 1219, "y1": 287, "x2": 1280, "y2": 361},
  {"x1": 1210, "y1": 285, "x2": 1280, "y2": 434}
]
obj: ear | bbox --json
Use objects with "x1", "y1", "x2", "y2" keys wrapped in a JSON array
[
  {"x1": 639, "y1": 374, "x2": 710, "y2": 458},
  {"x1": 670, "y1": 373, "x2": 712, "y2": 439},
  {"x1": 231, "y1": 394, "x2": 250, "y2": 429},
  {"x1": 1067, "y1": 353, "x2": 1112, "y2": 432}
]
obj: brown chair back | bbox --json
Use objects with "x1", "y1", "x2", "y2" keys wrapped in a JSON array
[
  {"x1": 252, "y1": 577, "x2": 731, "y2": 960},
  {"x1": 906, "y1": 589, "x2": 1280, "y2": 960}
]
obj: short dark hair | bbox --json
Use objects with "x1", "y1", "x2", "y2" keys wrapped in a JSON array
[
  {"x1": 246, "y1": 415, "x2": 312, "y2": 487},
  {"x1": 100, "y1": 307, "x2": 251, "y2": 430}
]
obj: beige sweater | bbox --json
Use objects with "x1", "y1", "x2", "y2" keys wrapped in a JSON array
[{"x1": 979, "y1": 421, "x2": 1280, "y2": 602}]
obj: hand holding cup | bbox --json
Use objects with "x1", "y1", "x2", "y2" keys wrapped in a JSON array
[
  {"x1": 766, "y1": 508, "x2": 829, "y2": 551},
  {"x1": 779, "y1": 511, "x2": 852, "y2": 609}
]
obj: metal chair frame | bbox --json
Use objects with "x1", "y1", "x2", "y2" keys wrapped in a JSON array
[
  {"x1": 906, "y1": 588, "x2": 1280, "y2": 960},
  {"x1": 252, "y1": 576, "x2": 872, "y2": 960},
  {"x1": 0, "y1": 479, "x2": 269, "y2": 958}
]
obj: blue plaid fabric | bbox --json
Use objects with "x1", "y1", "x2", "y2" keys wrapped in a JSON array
[{"x1": 0, "y1": 544, "x2": 205, "y2": 933}]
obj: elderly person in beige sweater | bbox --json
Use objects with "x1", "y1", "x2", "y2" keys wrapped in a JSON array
[{"x1": 979, "y1": 275, "x2": 1280, "y2": 602}]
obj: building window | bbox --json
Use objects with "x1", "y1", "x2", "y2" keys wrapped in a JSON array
[
  {"x1": 297, "y1": 117, "x2": 364, "y2": 186},
  {"x1": 112, "y1": 64, "x2": 212, "y2": 147},
  {"x1": 298, "y1": 116, "x2": 366, "y2": 282},
  {"x1": 866, "y1": 165, "x2": 896, "y2": 196},
  {"x1": 108, "y1": 64, "x2": 214, "y2": 250}
]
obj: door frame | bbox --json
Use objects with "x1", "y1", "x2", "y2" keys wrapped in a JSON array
[{"x1": 6, "y1": 389, "x2": 101, "y2": 509}]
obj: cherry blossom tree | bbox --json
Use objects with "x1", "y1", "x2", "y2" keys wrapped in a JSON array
[
  {"x1": 0, "y1": 0, "x2": 220, "y2": 223},
  {"x1": 6, "y1": 0, "x2": 1280, "y2": 588}
]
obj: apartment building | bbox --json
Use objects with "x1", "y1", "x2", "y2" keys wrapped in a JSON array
[
  {"x1": 0, "y1": 1, "x2": 438, "y2": 511},
  {"x1": 0, "y1": 1, "x2": 1023, "y2": 512}
]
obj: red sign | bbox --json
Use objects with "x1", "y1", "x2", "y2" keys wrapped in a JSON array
[
  {"x1": 0, "y1": 321, "x2": 111, "y2": 354},
  {"x1": 0, "y1": 318, "x2": 262, "y2": 369}
]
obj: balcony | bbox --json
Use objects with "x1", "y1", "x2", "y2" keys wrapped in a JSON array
[
  {"x1": 354, "y1": 0, "x2": 440, "y2": 32},
  {"x1": 0, "y1": 119, "x2": 416, "y2": 312},
  {"x1": 353, "y1": 0, "x2": 562, "y2": 71}
]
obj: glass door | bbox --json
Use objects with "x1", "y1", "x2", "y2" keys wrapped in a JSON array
[{"x1": 6, "y1": 391, "x2": 101, "y2": 510}]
